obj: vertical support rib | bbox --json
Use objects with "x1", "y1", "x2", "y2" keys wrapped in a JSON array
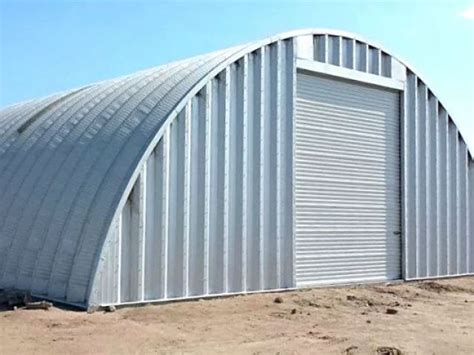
[
  {"x1": 447, "y1": 120, "x2": 457, "y2": 275},
  {"x1": 457, "y1": 140, "x2": 467, "y2": 274},
  {"x1": 436, "y1": 106, "x2": 448, "y2": 275},
  {"x1": 258, "y1": 47, "x2": 266, "y2": 290},
  {"x1": 138, "y1": 166, "x2": 146, "y2": 301},
  {"x1": 167, "y1": 120, "x2": 178, "y2": 298},
  {"x1": 161, "y1": 127, "x2": 170, "y2": 298},
  {"x1": 223, "y1": 67, "x2": 231, "y2": 294},
  {"x1": 323, "y1": 34, "x2": 329, "y2": 63},
  {"x1": 116, "y1": 214, "x2": 122, "y2": 304},
  {"x1": 426, "y1": 93, "x2": 438, "y2": 276},
  {"x1": 403, "y1": 71, "x2": 417, "y2": 279},
  {"x1": 241, "y1": 55, "x2": 249, "y2": 291},
  {"x1": 277, "y1": 38, "x2": 293, "y2": 288},
  {"x1": 203, "y1": 83, "x2": 212, "y2": 295},
  {"x1": 182, "y1": 103, "x2": 192, "y2": 297},
  {"x1": 464, "y1": 147, "x2": 469, "y2": 274},
  {"x1": 288, "y1": 38, "x2": 296, "y2": 288},
  {"x1": 415, "y1": 81, "x2": 427, "y2": 277},
  {"x1": 351, "y1": 39, "x2": 357, "y2": 70},
  {"x1": 275, "y1": 41, "x2": 282, "y2": 287}
]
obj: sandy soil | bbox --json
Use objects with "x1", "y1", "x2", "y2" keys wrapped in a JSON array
[{"x1": 0, "y1": 277, "x2": 473, "y2": 354}]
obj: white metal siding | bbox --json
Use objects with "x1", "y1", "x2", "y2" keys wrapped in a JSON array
[
  {"x1": 90, "y1": 40, "x2": 295, "y2": 305},
  {"x1": 402, "y1": 72, "x2": 473, "y2": 279},
  {"x1": 295, "y1": 72, "x2": 401, "y2": 285}
]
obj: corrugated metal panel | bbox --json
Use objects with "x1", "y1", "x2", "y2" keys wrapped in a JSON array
[
  {"x1": 457, "y1": 140, "x2": 468, "y2": 275},
  {"x1": 295, "y1": 72, "x2": 401, "y2": 285},
  {"x1": 90, "y1": 40, "x2": 295, "y2": 306},
  {"x1": 402, "y1": 70, "x2": 473, "y2": 279},
  {"x1": 89, "y1": 217, "x2": 119, "y2": 305},
  {"x1": 436, "y1": 106, "x2": 449, "y2": 275}
]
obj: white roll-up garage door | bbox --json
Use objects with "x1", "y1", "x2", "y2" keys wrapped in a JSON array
[{"x1": 295, "y1": 72, "x2": 401, "y2": 286}]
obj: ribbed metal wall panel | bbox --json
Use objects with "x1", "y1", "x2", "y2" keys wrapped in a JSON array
[
  {"x1": 294, "y1": 72, "x2": 401, "y2": 285},
  {"x1": 90, "y1": 40, "x2": 295, "y2": 305},
  {"x1": 90, "y1": 218, "x2": 119, "y2": 305},
  {"x1": 402, "y1": 70, "x2": 473, "y2": 279}
]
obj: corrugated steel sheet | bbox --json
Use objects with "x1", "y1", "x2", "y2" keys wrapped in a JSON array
[
  {"x1": 91, "y1": 41, "x2": 296, "y2": 305},
  {"x1": 295, "y1": 73, "x2": 401, "y2": 285},
  {"x1": 403, "y1": 73, "x2": 473, "y2": 279}
]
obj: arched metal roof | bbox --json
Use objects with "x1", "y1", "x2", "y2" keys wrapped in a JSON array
[{"x1": 0, "y1": 29, "x2": 471, "y2": 305}]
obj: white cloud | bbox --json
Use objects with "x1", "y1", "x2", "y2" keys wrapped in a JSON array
[{"x1": 461, "y1": 4, "x2": 474, "y2": 19}]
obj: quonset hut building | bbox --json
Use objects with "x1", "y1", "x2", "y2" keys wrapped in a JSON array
[{"x1": 0, "y1": 29, "x2": 472, "y2": 309}]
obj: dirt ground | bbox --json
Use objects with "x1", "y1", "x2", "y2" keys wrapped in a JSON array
[{"x1": 0, "y1": 277, "x2": 473, "y2": 355}]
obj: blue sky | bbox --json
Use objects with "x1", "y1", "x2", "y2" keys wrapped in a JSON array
[{"x1": 1, "y1": 0, "x2": 473, "y2": 150}]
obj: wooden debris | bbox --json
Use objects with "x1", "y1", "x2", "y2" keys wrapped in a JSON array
[{"x1": 24, "y1": 301, "x2": 53, "y2": 310}]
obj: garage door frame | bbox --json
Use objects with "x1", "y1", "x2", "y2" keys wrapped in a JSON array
[{"x1": 293, "y1": 58, "x2": 405, "y2": 286}]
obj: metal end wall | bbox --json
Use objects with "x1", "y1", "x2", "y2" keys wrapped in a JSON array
[
  {"x1": 91, "y1": 40, "x2": 296, "y2": 305},
  {"x1": 92, "y1": 31, "x2": 473, "y2": 306}
]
